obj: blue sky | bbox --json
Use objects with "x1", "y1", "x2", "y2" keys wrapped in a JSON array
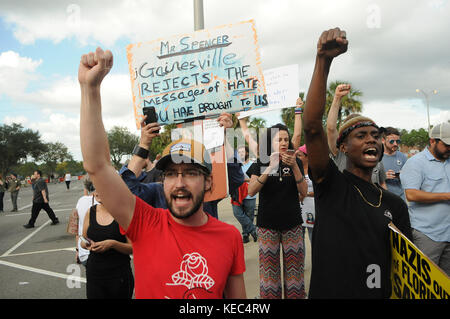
[{"x1": 1, "y1": 0, "x2": 449, "y2": 161}]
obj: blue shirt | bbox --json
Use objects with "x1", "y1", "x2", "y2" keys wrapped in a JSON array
[
  {"x1": 119, "y1": 166, "x2": 167, "y2": 209},
  {"x1": 382, "y1": 151, "x2": 408, "y2": 200},
  {"x1": 400, "y1": 147, "x2": 450, "y2": 242}
]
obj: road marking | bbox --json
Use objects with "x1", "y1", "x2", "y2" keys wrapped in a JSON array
[
  {"x1": 4, "y1": 206, "x2": 70, "y2": 217},
  {"x1": 1, "y1": 220, "x2": 51, "y2": 257},
  {"x1": 53, "y1": 208, "x2": 73, "y2": 212},
  {"x1": 19, "y1": 203, "x2": 32, "y2": 211},
  {"x1": 0, "y1": 260, "x2": 86, "y2": 283},
  {"x1": 4, "y1": 212, "x2": 31, "y2": 217},
  {"x1": 0, "y1": 203, "x2": 32, "y2": 213},
  {"x1": 4, "y1": 247, "x2": 75, "y2": 257}
]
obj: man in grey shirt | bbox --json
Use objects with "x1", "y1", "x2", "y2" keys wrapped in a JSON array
[{"x1": 381, "y1": 127, "x2": 408, "y2": 200}]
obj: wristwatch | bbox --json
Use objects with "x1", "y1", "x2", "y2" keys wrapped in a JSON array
[{"x1": 132, "y1": 145, "x2": 149, "y2": 159}]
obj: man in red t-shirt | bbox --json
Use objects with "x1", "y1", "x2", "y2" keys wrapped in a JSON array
[{"x1": 78, "y1": 47, "x2": 246, "y2": 299}]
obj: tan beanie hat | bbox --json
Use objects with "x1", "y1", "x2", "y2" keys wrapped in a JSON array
[{"x1": 336, "y1": 115, "x2": 379, "y2": 147}]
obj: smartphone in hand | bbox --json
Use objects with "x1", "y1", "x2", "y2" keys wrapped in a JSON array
[
  {"x1": 286, "y1": 149, "x2": 295, "y2": 155},
  {"x1": 143, "y1": 107, "x2": 158, "y2": 124},
  {"x1": 143, "y1": 107, "x2": 160, "y2": 133}
]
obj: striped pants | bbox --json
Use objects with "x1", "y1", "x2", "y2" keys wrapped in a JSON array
[{"x1": 258, "y1": 224, "x2": 305, "y2": 299}]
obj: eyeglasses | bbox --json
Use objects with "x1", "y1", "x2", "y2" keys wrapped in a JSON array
[
  {"x1": 163, "y1": 169, "x2": 205, "y2": 182},
  {"x1": 388, "y1": 139, "x2": 401, "y2": 145}
]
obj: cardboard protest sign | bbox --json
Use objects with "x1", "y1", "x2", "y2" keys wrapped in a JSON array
[
  {"x1": 238, "y1": 64, "x2": 299, "y2": 119},
  {"x1": 202, "y1": 119, "x2": 224, "y2": 152},
  {"x1": 389, "y1": 224, "x2": 449, "y2": 299},
  {"x1": 127, "y1": 20, "x2": 267, "y2": 127},
  {"x1": 172, "y1": 121, "x2": 228, "y2": 203}
]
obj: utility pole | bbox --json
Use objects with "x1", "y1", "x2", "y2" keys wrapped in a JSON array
[
  {"x1": 416, "y1": 89, "x2": 437, "y2": 133},
  {"x1": 193, "y1": 0, "x2": 204, "y2": 31}
]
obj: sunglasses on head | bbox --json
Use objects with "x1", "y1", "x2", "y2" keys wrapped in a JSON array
[{"x1": 388, "y1": 139, "x2": 401, "y2": 145}]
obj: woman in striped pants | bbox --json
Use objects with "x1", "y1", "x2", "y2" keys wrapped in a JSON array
[{"x1": 247, "y1": 123, "x2": 308, "y2": 299}]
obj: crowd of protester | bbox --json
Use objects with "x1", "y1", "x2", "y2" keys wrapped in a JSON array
[{"x1": 9, "y1": 27, "x2": 447, "y2": 300}]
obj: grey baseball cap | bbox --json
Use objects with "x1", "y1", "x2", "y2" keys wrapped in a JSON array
[{"x1": 429, "y1": 122, "x2": 450, "y2": 145}]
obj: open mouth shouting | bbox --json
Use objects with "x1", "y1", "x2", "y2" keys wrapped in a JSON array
[
  {"x1": 166, "y1": 187, "x2": 204, "y2": 220},
  {"x1": 171, "y1": 190, "x2": 193, "y2": 209},
  {"x1": 362, "y1": 147, "x2": 379, "y2": 162}
]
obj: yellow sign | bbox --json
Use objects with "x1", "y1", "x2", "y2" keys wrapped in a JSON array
[{"x1": 389, "y1": 224, "x2": 449, "y2": 299}]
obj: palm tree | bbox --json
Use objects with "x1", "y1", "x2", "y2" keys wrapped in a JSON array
[
  {"x1": 281, "y1": 92, "x2": 305, "y2": 134},
  {"x1": 325, "y1": 80, "x2": 363, "y2": 128}
]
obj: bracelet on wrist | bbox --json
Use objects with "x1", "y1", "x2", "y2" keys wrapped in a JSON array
[
  {"x1": 132, "y1": 145, "x2": 149, "y2": 159},
  {"x1": 294, "y1": 107, "x2": 303, "y2": 114},
  {"x1": 257, "y1": 177, "x2": 265, "y2": 185},
  {"x1": 296, "y1": 176, "x2": 305, "y2": 184}
]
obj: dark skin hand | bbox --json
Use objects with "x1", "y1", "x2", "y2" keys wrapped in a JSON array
[{"x1": 303, "y1": 27, "x2": 348, "y2": 183}]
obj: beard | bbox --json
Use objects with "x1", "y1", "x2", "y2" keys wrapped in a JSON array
[
  {"x1": 383, "y1": 142, "x2": 397, "y2": 154},
  {"x1": 434, "y1": 146, "x2": 450, "y2": 161},
  {"x1": 165, "y1": 187, "x2": 205, "y2": 220}
]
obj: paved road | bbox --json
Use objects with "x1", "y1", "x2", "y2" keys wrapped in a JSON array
[
  {"x1": 0, "y1": 180, "x2": 87, "y2": 298},
  {"x1": 0, "y1": 179, "x2": 311, "y2": 299}
]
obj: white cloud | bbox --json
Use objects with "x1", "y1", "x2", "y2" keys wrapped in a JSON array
[
  {"x1": 0, "y1": 50, "x2": 139, "y2": 160},
  {"x1": 2, "y1": 1, "x2": 450, "y2": 110},
  {"x1": 0, "y1": 50, "x2": 42, "y2": 69},
  {"x1": 3, "y1": 115, "x2": 28, "y2": 125},
  {"x1": 0, "y1": 50, "x2": 135, "y2": 119},
  {"x1": 0, "y1": 50, "x2": 42, "y2": 98},
  {"x1": 2, "y1": 0, "x2": 450, "y2": 161},
  {"x1": 33, "y1": 112, "x2": 81, "y2": 160},
  {"x1": 361, "y1": 99, "x2": 450, "y2": 131},
  {"x1": 430, "y1": 110, "x2": 450, "y2": 126},
  {"x1": 1, "y1": 1, "x2": 192, "y2": 47}
]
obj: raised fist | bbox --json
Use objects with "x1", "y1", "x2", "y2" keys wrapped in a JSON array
[
  {"x1": 217, "y1": 112, "x2": 233, "y2": 129},
  {"x1": 335, "y1": 83, "x2": 351, "y2": 98},
  {"x1": 78, "y1": 47, "x2": 113, "y2": 88},
  {"x1": 317, "y1": 28, "x2": 348, "y2": 59},
  {"x1": 296, "y1": 97, "x2": 304, "y2": 107}
]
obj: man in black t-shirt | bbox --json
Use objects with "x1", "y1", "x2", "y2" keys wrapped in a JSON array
[
  {"x1": 23, "y1": 170, "x2": 59, "y2": 228},
  {"x1": 302, "y1": 28, "x2": 412, "y2": 298}
]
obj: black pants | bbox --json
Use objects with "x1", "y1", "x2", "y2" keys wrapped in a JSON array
[
  {"x1": 86, "y1": 265, "x2": 134, "y2": 299},
  {"x1": 65, "y1": 181, "x2": 70, "y2": 189},
  {"x1": 0, "y1": 191, "x2": 4, "y2": 211},
  {"x1": 27, "y1": 202, "x2": 58, "y2": 226}
]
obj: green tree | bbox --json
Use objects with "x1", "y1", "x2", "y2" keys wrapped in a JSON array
[
  {"x1": 281, "y1": 92, "x2": 305, "y2": 134},
  {"x1": 11, "y1": 162, "x2": 39, "y2": 179},
  {"x1": 0, "y1": 123, "x2": 47, "y2": 176},
  {"x1": 248, "y1": 117, "x2": 267, "y2": 132},
  {"x1": 401, "y1": 128, "x2": 429, "y2": 149},
  {"x1": 148, "y1": 123, "x2": 177, "y2": 160},
  {"x1": 56, "y1": 160, "x2": 85, "y2": 177},
  {"x1": 231, "y1": 116, "x2": 267, "y2": 150},
  {"x1": 107, "y1": 126, "x2": 139, "y2": 168},
  {"x1": 39, "y1": 142, "x2": 73, "y2": 177}
]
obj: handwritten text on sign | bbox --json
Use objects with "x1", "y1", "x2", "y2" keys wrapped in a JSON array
[
  {"x1": 127, "y1": 20, "x2": 267, "y2": 127},
  {"x1": 238, "y1": 64, "x2": 299, "y2": 119}
]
